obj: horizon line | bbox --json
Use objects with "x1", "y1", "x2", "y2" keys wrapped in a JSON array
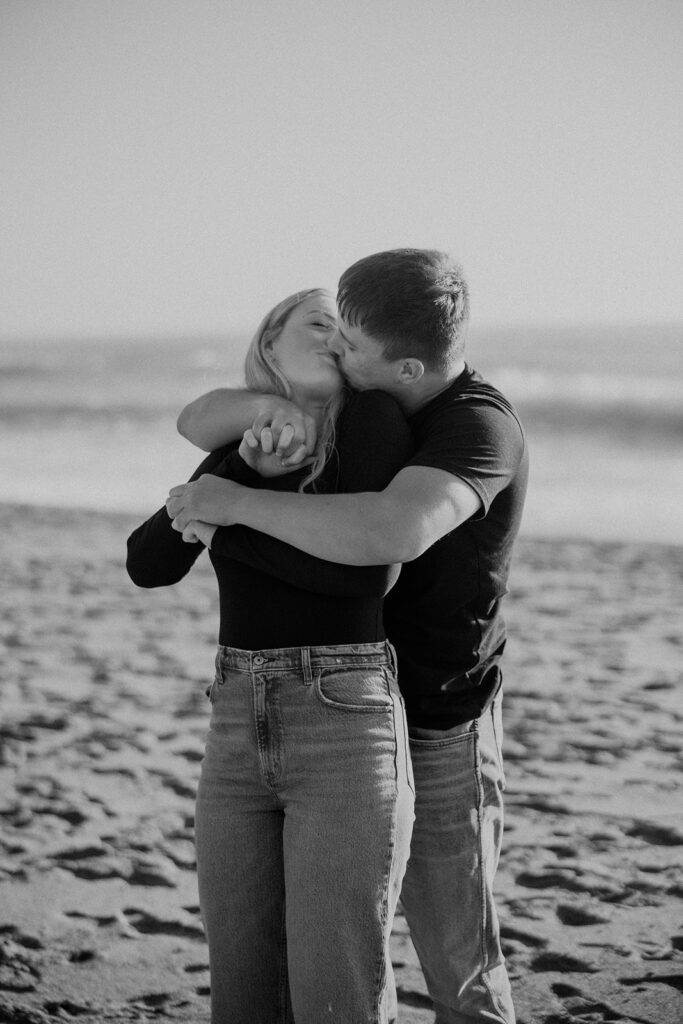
[{"x1": 1, "y1": 317, "x2": 681, "y2": 345}]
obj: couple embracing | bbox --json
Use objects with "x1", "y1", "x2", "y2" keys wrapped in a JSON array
[{"x1": 127, "y1": 248, "x2": 528, "y2": 1024}]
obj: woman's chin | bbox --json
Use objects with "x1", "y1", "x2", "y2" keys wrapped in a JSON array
[{"x1": 294, "y1": 373, "x2": 344, "y2": 403}]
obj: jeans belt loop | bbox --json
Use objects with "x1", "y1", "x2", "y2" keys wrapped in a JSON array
[
  {"x1": 301, "y1": 647, "x2": 313, "y2": 685},
  {"x1": 387, "y1": 641, "x2": 398, "y2": 678}
]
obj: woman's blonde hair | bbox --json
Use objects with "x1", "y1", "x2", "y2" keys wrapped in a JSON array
[{"x1": 243, "y1": 288, "x2": 345, "y2": 492}]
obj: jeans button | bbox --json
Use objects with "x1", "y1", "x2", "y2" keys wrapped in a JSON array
[{"x1": 253, "y1": 656, "x2": 264, "y2": 666}]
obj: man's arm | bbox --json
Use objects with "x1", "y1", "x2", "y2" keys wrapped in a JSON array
[
  {"x1": 166, "y1": 465, "x2": 481, "y2": 566},
  {"x1": 177, "y1": 388, "x2": 317, "y2": 460},
  {"x1": 203, "y1": 390, "x2": 415, "y2": 594}
]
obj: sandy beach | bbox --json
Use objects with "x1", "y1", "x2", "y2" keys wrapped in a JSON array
[{"x1": 1, "y1": 502, "x2": 681, "y2": 1024}]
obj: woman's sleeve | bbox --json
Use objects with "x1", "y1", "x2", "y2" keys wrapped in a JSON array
[
  {"x1": 334, "y1": 390, "x2": 415, "y2": 493},
  {"x1": 125, "y1": 445, "x2": 254, "y2": 588},
  {"x1": 210, "y1": 526, "x2": 403, "y2": 597},
  {"x1": 209, "y1": 392, "x2": 415, "y2": 597}
]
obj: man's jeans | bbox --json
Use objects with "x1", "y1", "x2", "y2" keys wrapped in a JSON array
[
  {"x1": 399, "y1": 695, "x2": 515, "y2": 1024},
  {"x1": 194, "y1": 641, "x2": 415, "y2": 1024}
]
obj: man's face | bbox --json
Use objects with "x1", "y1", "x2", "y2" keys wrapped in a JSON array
[{"x1": 327, "y1": 314, "x2": 401, "y2": 393}]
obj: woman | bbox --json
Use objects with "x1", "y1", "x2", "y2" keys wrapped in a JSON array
[{"x1": 126, "y1": 289, "x2": 414, "y2": 1024}]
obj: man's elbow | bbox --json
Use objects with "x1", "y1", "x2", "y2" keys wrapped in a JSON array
[
  {"x1": 364, "y1": 515, "x2": 428, "y2": 564},
  {"x1": 375, "y1": 534, "x2": 430, "y2": 564}
]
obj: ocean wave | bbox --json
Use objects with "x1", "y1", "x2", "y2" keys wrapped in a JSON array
[
  {"x1": 0, "y1": 403, "x2": 179, "y2": 422},
  {"x1": 1, "y1": 335, "x2": 681, "y2": 438},
  {"x1": 1, "y1": 397, "x2": 680, "y2": 445},
  {"x1": 489, "y1": 367, "x2": 682, "y2": 410}
]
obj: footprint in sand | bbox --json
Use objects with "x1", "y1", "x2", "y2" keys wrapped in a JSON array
[
  {"x1": 0, "y1": 938, "x2": 41, "y2": 993},
  {"x1": 531, "y1": 950, "x2": 600, "y2": 973},
  {"x1": 626, "y1": 821, "x2": 683, "y2": 846},
  {"x1": 122, "y1": 907, "x2": 205, "y2": 940},
  {"x1": 144, "y1": 767, "x2": 199, "y2": 800},
  {"x1": 499, "y1": 922, "x2": 547, "y2": 948},
  {"x1": 44, "y1": 998, "x2": 94, "y2": 1017},
  {"x1": 128, "y1": 854, "x2": 179, "y2": 887},
  {"x1": 549, "y1": 984, "x2": 628, "y2": 1023},
  {"x1": 621, "y1": 972, "x2": 683, "y2": 993},
  {"x1": 68, "y1": 949, "x2": 97, "y2": 963},
  {"x1": 556, "y1": 902, "x2": 612, "y2": 926}
]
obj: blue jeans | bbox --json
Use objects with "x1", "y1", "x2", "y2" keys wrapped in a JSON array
[
  {"x1": 398, "y1": 695, "x2": 515, "y2": 1024},
  {"x1": 195, "y1": 641, "x2": 415, "y2": 1024}
]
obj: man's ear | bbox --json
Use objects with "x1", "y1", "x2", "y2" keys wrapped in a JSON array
[{"x1": 397, "y1": 358, "x2": 425, "y2": 385}]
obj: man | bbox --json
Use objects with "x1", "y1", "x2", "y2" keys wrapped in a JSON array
[{"x1": 168, "y1": 249, "x2": 528, "y2": 1024}]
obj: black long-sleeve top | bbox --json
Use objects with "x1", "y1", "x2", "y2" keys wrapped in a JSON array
[{"x1": 126, "y1": 391, "x2": 414, "y2": 649}]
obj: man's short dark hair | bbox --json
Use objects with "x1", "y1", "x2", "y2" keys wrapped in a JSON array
[{"x1": 337, "y1": 249, "x2": 469, "y2": 373}]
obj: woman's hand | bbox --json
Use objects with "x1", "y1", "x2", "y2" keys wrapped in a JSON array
[
  {"x1": 180, "y1": 520, "x2": 218, "y2": 548},
  {"x1": 250, "y1": 400, "x2": 318, "y2": 465},
  {"x1": 239, "y1": 433, "x2": 313, "y2": 478}
]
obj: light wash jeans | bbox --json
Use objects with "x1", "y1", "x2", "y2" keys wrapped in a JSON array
[
  {"x1": 194, "y1": 641, "x2": 415, "y2": 1024},
  {"x1": 398, "y1": 694, "x2": 515, "y2": 1024}
]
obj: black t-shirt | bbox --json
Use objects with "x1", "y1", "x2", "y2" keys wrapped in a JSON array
[
  {"x1": 383, "y1": 365, "x2": 528, "y2": 726},
  {"x1": 126, "y1": 391, "x2": 414, "y2": 650}
]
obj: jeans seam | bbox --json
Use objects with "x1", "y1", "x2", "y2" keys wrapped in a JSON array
[
  {"x1": 482, "y1": 966, "x2": 509, "y2": 1020},
  {"x1": 277, "y1": 900, "x2": 290, "y2": 1023},
  {"x1": 373, "y1": 706, "x2": 399, "y2": 1022},
  {"x1": 475, "y1": 726, "x2": 510, "y2": 1022},
  {"x1": 490, "y1": 697, "x2": 507, "y2": 790},
  {"x1": 473, "y1": 728, "x2": 489, "y2": 975},
  {"x1": 400, "y1": 698, "x2": 415, "y2": 796},
  {"x1": 252, "y1": 674, "x2": 284, "y2": 794}
]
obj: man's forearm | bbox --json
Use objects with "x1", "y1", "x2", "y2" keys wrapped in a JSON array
[
  {"x1": 167, "y1": 466, "x2": 479, "y2": 564},
  {"x1": 177, "y1": 389, "x2": 262, "y2": 451},
  {"x1": 177, "y1": 389, "x2": 318, "y2": 462},
  {"x1": 229, "y1": 486, "x2": 421, "y2": 565}
]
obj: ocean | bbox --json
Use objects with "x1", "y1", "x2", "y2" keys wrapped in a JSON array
[{"x1": 1, "y1": 323, "x2": 681, "y2": 543}]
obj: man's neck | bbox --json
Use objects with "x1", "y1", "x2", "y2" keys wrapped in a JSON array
[{"x1": 397, "y1": 359, "x2": 467, "y2": 415}]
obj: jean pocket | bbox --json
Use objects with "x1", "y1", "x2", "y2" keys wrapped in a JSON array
[
  {"x1": 408, "y1": 721, "x2": 476, "y2": 748},
  {"x1": 205, "y1": 668, "x2": 223, "y2": 704},
  {"x1": 314, "y1": 665, "x2": 394, "y2": 712}
]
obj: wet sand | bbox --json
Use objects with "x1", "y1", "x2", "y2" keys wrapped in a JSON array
[{"x1": 1, "y1": 503, "x2": 681, "y2": 1023}]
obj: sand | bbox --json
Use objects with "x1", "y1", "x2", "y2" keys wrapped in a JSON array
[{"x1": 1, "y1": 502, "x2": 681, "y2": 1024}]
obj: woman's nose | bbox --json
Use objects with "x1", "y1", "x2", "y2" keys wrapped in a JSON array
[{"x1": 326, "y1": 332, "x2": 343, "y2": 356}]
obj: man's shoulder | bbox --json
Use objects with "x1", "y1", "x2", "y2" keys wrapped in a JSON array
[
  {"x1": 449, "y1": 366, "x2": 515, "y2": 410},
  {"x1": 415, "y1": 367, "x2": 523, "y2": 436}
]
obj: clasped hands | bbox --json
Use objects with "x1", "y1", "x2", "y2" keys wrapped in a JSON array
[{"x1": 166, "y1": 403, "x2": 316, "y2": 544}]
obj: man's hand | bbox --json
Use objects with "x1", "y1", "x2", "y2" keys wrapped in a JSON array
[
  {"x1": 166, "y1": 475, "x2": 242, "y2": 531},
  {"x1": 248, "y1": 401, "x2": 317, "y2": 466}
]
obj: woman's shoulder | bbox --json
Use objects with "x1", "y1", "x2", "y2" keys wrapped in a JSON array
[
  {"x1": 334, "y1": 389, "x2": 413, "y2": 466},
  {"x1": 338, "y1": 388, "x2": 405, "y2": 426},
  {"x1": 332, "y1": 389, "x2": 414, "y2": 491}
]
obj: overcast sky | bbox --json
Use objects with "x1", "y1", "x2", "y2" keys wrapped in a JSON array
[{"x1": 2, "y1": 0, "x2": 681, "y2": 338}]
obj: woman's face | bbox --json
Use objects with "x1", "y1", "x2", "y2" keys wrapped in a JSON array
[{"x1": 268, "y1": 292, "x2": 342, "y2": 398}]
